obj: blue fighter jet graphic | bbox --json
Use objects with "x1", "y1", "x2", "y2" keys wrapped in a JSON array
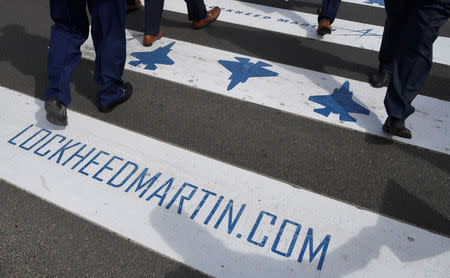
[
  {"x1": 364, "y1": 0, "x2": 384, "y2": 6},
  {"x1": 218, "y1": 57, "x2": 279, "y2": 91},
  {"x1": 309, "y1": 81, "x2": 370, "y2": 122},
  {"x1": 129, "y1": 42, "x2": 175, "y2": 70},
  {"x1": 333, "y1": 27, "x2": 382, "y2": 38}
]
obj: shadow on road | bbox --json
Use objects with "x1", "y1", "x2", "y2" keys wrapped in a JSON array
[
  {"x1": 149, "y1": 180, "x2": 449, "y2": 277},
  {"x1": 0, "y1": 24, "x2": 99, "y2": 110}
]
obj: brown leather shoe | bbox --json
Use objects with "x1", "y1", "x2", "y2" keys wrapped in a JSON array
[
  {"x1": 143, "y1": 31, "x2": 163, "y2": 47},
  {"x1": 126, "y1": 0, "x2": 142, "y2": 13},
  {"x1": 192, "y1": 7, "x2": 221, "y2": 29},
  {"x1": 317, "y1": 19, "x2": 332, "y2": 36}
]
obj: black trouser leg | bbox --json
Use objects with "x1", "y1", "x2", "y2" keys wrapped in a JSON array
[
  {"x1": 384, "y1": 1, "x2": 450, "y2": 120},
  {"x1": 144, "y1": 0, "x2": 164, "y2": 35},
  {"x1": 378, "y1": 0, "x2": 410, "y2": 73},
  {"x1": 185, "y1": 0, "x2": 207, "y2": 21}
]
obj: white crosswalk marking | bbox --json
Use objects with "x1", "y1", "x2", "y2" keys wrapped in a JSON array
[
  {"x1": 343, "y1": 0, "x2": 385, "y2": 8},
  {"x1": 1, "y1": 87, "x2": 450, "y2": 278},
  {"x1": 157, "y1": 0, "x2": 450, "y2": 66},
  {"x1": 81, "y1": 30, "x2": 450, "y2": 154}
]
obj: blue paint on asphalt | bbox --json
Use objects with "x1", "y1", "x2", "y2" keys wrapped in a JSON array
[
  {"x1": 364, "y1": 0, "x2": 385, "y2": 7},
  {"x1": 309, "y1": 81, "x2": 370, "y2": 122},
  {"x1": 219, "y1": 57, "x2": 279, "y2": 91},
  {"x1": 129, "y1": 42, "x2": 175, "y2": 70},
  {"x1": 333, "y1": 28, "x2": 382, "y2": 38}
]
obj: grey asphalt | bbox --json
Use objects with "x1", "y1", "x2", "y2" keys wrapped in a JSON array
[
  {"x1": 0, "y1": 0, "x2": 449, "y2": 277},
  {"x1": 0, "y1": 179, "x2": 209, "y2": 278}
]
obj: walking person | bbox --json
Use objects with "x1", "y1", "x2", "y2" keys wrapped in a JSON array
[
  {"x1": 369, "y1": 0, "x2": 408, "y2": 88},
  {"x1": 126, "y1": 0, "x2": 220, "y2": 46},
  {"x1": 375, "y1": 0, "x2": 450, "y2": 138},
  {"x1": 44, "y1": 0, "x2": 133, "y2": 126},
  {"x1": 317, "y1": 0, "x2": 341, "y2": 35}
]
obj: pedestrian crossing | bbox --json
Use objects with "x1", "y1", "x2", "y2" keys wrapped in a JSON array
[
  {"x1": 80, "y1": 30, "x2": 449, "y2": 154},
  {"x1": 2, "y1": 85, "x2": 450, "y2": 278},
  {"x1": 1, "y1": 0, "x2": 449, "y2": 277},
  {"x1": 158, "y1": 0, "x2": 450, "y2": 66}
]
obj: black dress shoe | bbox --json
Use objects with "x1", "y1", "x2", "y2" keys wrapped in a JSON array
[
  {"x1": 45, "y1": 96, "x2": 68, "y2": 126},
  {"x1": 369, "y1": 71, "x2": 391, "y2": 88},
  {"x1": 99, "y1": 82, "x2": 133, "y2": 113},
  {"x1": 382, "y1": 116, "x2": 412, "y2": 139}
]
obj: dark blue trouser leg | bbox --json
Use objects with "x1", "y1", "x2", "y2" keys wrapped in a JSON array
[
  {"x1": 88, "y1": 0, "x2": 126, "y2": 108},
  {"x1": 185, "y1": 0, "x2": 207, "y2": 21},
  {"x1": 384, "y1": 1, "x2": 450, "y2": 120},
  {"x1": 144, "y1": 0, "x2": 164, "y2": 36},
  {"x1": 378, "y1": 0, "x2": 410, "y2": 73},
  {"x1": 318, "y1": 0, "x2": 341, "y2": 24},
  {"x1": 45, "y1": 0, "x2": 126, "y2": 108},
  {"x1": 45, "y1": 0, "x2": 90, "y2": 106}
]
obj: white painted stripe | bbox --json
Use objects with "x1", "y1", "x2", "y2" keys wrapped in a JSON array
[
  {"x1": 283, "y1": 0, "x2": 386, "y2": 8},
  {"x1": 80, "y1": 30, "x2": 450, "y2": 154},
  {"x1": 158, "y1": 0, "x2": 450, "y2": 66},
  {"x1": 1, "y1": 87, "x2": 449, "y2": 278},
  {"x1": 343, "y1": 0, "x2": 385, "y2": 8},
  {"x1": 267, "y1": 0, "x2": 386, "y2": 9}
]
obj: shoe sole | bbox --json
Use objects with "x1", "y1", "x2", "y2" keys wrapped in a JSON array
[
  {"x1": 192, "y1": 19, "x2": 215, "y2": 29},
  {"x1": 44, "y1": 101, "x2": 68, "y2": 126},
  {"x1": 368, "y1": 79, "x2": 389, "y2": 88},
  {"x1": 369, "y1": 83, "x2": 388, "y2": 88},
  {"x1": 143, "y1": 35, "x2": 162, "y2": 47},
  {"x1": 192, "y1": 11, "x2": 221, "y2": 29},
  {"x1": 382, "y1": 124, "x2": 412, "y2": 139},
  {"x1": 99, "y1": 85, "x2": 133, "y2": 113},
  {"x1": 317, "y1": 28, "x2": 332, "y2": 36}
]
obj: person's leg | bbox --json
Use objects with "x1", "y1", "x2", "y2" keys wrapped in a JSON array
[
  {"x1": 44, "y1": 0, "x2": 89, "y2": 126},
  {"x1": 369, "y1": 0, "x2": 410, "y2": 87},
  {"x1": 185, "y1": 0, "x2": 207, "y2": 21},
  {"x1": 144, "y1": 0, "x2": 164, "y2": 36},
  {"x1": 383, "y1": 0, "x2": 450, "y2": 138},
  {"x1": 185, "y1": 0, "x2": 220, "y2": 29},
  {"x1": 317, "y1": 0, "x2": 341, "y2": 35},
  {"x1": 89, "y1": 0, "x2": 131, "y2": 110},
  {"x1": 318, "y1": 0, "x2": 341, "y2": 24},
  {"x1": 45, "y1": 0, "x2": 89, "y2": 107},
  {"x1": 88, "y1": 1, "x2": 103, "y2": 85},
  {"x1": 378, "y1": 0, "x2": 410, "y2": 74}
]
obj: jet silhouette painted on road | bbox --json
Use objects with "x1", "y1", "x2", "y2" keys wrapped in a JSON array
[
  {"x1": 309, "y1": 81, "x2": 370, "y2": 122},
  {"x1": 129, "y1": 42, "x2": 175, "y2": 70},
  {"x1": 219, "y1": 57, "x2": 279, "y2": 91}
]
